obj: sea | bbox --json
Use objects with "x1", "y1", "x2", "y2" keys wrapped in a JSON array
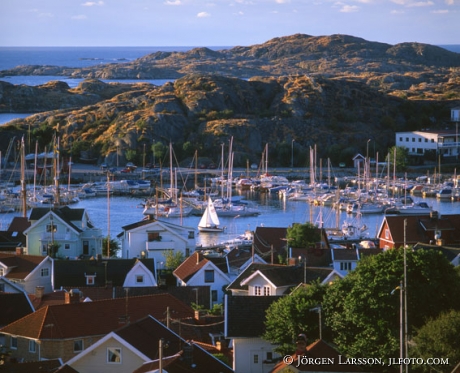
[{"x1": 0, "y1": 45, "x2": 459, "y2": 246}]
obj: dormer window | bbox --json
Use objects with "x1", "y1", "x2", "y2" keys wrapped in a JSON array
[
  {"x1": 85, "y1": 273, "x2": 96, "y2": 285},
  {"x1": 136, "y1": 275, "x2": 144, "y2": 284}
]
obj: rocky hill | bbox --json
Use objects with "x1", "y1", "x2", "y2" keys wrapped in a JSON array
[{"x1": 1, "y1": 34, "x2": 459, "y2": 167}]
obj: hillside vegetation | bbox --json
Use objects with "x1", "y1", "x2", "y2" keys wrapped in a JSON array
[{"x1": 1, "y1": 34, "x2": 459, "y2": 167}]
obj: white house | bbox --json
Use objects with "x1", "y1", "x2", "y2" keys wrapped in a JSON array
[
  {"x1": 451, "y1": 107, "x2": 460, "y2": 122},
  {"x1": 173, "y1": 252, "x2": 231, "y2": 307},
  {"x1": 0, "y1": 253, "x2": 53, "y2": 294},
  {"x1": 331, "y1": 247, "x2": 383, "y2": 276},
  {"x1": 395, "y1": 130, "x2": 460, "y2": 158},
  {"x1": 118, "y1": 217, "x2": 196, "y2": 266},
  {"x1": 24, "y1": 206, "x2": 103, "y2": 258},
  {"x1": 122, "y1": 259, "x2": 158, "y2": 287}
]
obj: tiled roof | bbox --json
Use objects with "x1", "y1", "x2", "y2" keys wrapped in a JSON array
[
  {"x1": 0, "y1": 293, "x2": 194, "y2": 340},
  {"x1": 0, "y1": 254, "x2": 46, "y2": 280},
  {"x1": 111, "y1": 316, "x2": 233, "y2": 373},
  {"x1": 173, "y1": 252, "x2": 208, "y2": 282},
  {"x1": 30, "y1": 289, "x2": 68, "y2": 309},
  {"x1": 29, "y1": 206, "x2": 87, "y2": 233},
  {"x1": 225, "y1": 247, "x2": 255, "y2": 269},
  {"x1": 253, "y1": 227, "x2": 288, "y2": 259},
  {"x1": 382, "y1": 214, "x2": 460, "y2": 246},
  {"x1": 7, "y1": 216, "x2": 31, "y2": 233},
  {"x1": 53, "y1": 257, "x2": 155, "y2": 288},
  {"x1": 226, "y1": 295, "x2": 281, "y2": 338},
  {"x1": 0, "y1": 293, "x2": 34, "y2": 327},
  {"x1": 227, "y1": 263, "x2": 333, "y2": 291},
  {"x1": 332, "y1": 249, "x2": 358, "y2": 261}
]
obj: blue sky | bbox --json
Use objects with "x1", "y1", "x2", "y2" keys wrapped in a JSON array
[{"x1": 0, "y1": 0, "x2": 458, "y2": 47}]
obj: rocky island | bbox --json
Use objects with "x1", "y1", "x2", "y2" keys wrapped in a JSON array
[{"x1": 1, "y1": 34, "x2": 459, "y2": 167}]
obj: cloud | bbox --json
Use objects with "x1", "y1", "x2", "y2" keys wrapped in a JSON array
[
  {"x1": 391, "y1": 9, "x2": 405, "y2": 13},
  {"x1": 233, "y1": 11, "x2": 244, "y2": 15},
  {"x1": 445, "y1": 0, "x2": 454, "y2": 4},
  {"x1": 197, "y1": 11, "x2": 211, "y2": 17},
  {"x1": 81, "y1": 1, "x2": 104, "y2": 6},
  {"x1": 276, "y1": 0, "x2": 291, "y2": 3},
  {"x1": 407, "y1": 1, "x2": 434, "y2": 6},
  {"x1": 164, "y1": 0, "x2": 182, "y2": 5},
  {"x1": 340, "y1": 4, "x2": 360, "y2": 12},
  {"x1": 432, "y1": 8, "x2": 449, "y2": 12},
  {"x1": 71, "y1": 14, "x2": 88, "y2": 20}
]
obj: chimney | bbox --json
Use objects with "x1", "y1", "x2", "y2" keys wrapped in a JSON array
[
  {"x1": 216, "y1": 340, "x2": 223, "y2": 351},
  {"x1": 65, "y1": 289, "x2": 81, "y2": 304},
  {"x1": 16, "y1": 247, "x2": 24, "y2": 256},
  {"x1": 35, "y1": 286, "x2": 45, "y2": 299}
]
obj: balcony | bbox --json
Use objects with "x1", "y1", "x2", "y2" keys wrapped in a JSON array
[
  {"x1": 146, "y1": 240, "x2": 176, "y2": 251},
  {"x1": 437, "y1": 141, "x2": 460, "y2": 148}
]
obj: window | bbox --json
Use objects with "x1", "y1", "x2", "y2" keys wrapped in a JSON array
[
  {"x1": 147, "y1": 232, "x2": 161, "y2": 242},
  {"x1": 0, "y1": 268, "x2": 4, "y2": 276},
  {"x1": 11, "y1": 337, "x2": 17, "y2": 349},
  {"x1": 340, "y1": 262, "x2": 352, "y2": 271},
  {"x1": 86, "y1": 275, "x2": 96, "y2": 285},
  {"x1": 136, "y1": 275, "x2": 144, "y2": 284},
  {"x1": 204, "y1": 270, "x2": 214, "y2": 283},
  {"x1": 431, "y1": 139, "x2": 434, "y2": 143},
  {"x1": 406, "y1": 137, "x2": 409, "y2": 141},
  {"x1": 266, "y1": 352, "x2": 273, "y2": 362},
  {"x1": 399, "y1": 137, "x2": 403, "y2": 141},
  {"x1": 46, "y1": 224, "x2": 57, "y2": 233},
  {"x1": 211, "y1": 290, "x2": 218, "y2": 302},
  {"x1": 41, "y1": 268, "x2": 49, "y2": 277},
  {"x1": 253, "y1": 354, "x2": 259, "y2": 364},
  {"x1": 107, "y1": 347, "x2": 122, "y2": 363},
  {"x1": 254, "y1": 286, "x2": 261, "y2": 296},
  {"x1": 188, "y1": 231, "x2": 195, "y2": 239},
  {"x1": 385, "y1": 228, "x2": 390, "y2": 240},
  {"x1": 29, "y1": 340, "x2": 36, "y2": 353},
  {"x1": 418, "y1": 138, "x2": 421, "y2": 142},
  {"x1": 65, "y1": 244, "x2": 70, "y2": 250},
  {"x1": 425, "y1": 138, "x2": 428, "y2": 142},
  {"x1": 263, "y1": 286, "x2": 271, "y2": 296},
  {"x1": 0, "y1": 284, "x2": 4, "y2": 292},
  {"x1": 74, "y1": 340, "x2": 83, "y2": 352}
]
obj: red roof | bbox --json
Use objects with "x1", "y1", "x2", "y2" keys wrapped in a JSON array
[
  {"x1": 0, "y1": 293, "x2": 194, "y2": 339},
  {"x1": 0, "y1": 254, "x2": 46, "y2": 280},
  {"x1": 173, "y1": 252, "x2": 209, "y2": 282}
]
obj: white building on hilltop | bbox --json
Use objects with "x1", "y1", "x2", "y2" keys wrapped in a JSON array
[{"x1": 396, "y1": 108, "x2": 460, "y2": 159}]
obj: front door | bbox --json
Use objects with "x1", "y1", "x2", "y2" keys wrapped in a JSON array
[
  {"x1": 250, "y1": 350, "x2": 262, "y2": 373},
  {"x1": 83, "y1": 240, "x2": 89, "y2": 255}
]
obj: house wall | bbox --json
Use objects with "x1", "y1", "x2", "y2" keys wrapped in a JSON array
[
  {"x1": 4, "y1": 334, "x2": 99, "y2": 363},
  {"x1": 69, "y1": 338, "x2": 145, "y2": 373},
  {"x1": 395, "y1": 131, "x2": 459, "y2": 157},
  {"x1": 183, "y1": 263, "x2": 230, "y2": 307},
  {"x1": 23, "y1": 260, "x2": 53, "y2": 294},
  {"x1": 123, "y1": 262, "x2": 157, "y2": 287},
  {"x1": 232, "y1": 337, "x2": 279, "y2": 373},
  {"x1": 26, "y1": 219, "x2": 102, "y2": 258},
  {"x1": 121, "y1": 222, "x2": 195, "y2": 265}
]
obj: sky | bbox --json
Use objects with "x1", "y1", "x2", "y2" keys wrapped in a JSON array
[{"x1": 0, "y1": 0, "x2": 458, "y2": 47}]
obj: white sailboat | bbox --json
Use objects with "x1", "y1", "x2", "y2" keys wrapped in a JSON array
[{"x1": 198, "y1": 197, "x2": 225, "y2": 233}]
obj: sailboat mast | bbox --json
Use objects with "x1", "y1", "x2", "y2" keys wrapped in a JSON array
[
  {"x1": 20, "y1": 137, "x2": 27, "y2": 217},
  {"x1": 54, "y1": 137, "x2": 61, "y2": 207}
]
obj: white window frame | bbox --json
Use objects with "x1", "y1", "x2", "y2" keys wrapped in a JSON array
[
  {"x1": 29, "y1": 340, "x2": 37, "y2": 353},
  {"x1": 254, "y1": 285, "x2": 261, "y2": 296},
  {"x1": 263, "y1": 286, "x2": 271, "y2": 296},
  {"x1": 41, "y1": 268, "x2": 49, "y2": 277},
  {"x1": 74, "y1": 339, "x2": 84, "y2": 352},
  {"x1": 107, "y1": 347, "x2": 122, "y2": 364}
]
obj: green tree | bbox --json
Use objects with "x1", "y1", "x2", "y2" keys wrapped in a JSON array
[
  {"x1": 386, "y1": 146, "x2": 409, "y2": 172},
  {"x1": 410, "y1": 310, "x2": 460, "y2": 373},
  {"x1": 263, "y1": 282, "x2": 326, "y2": 355},
  {"x1": 286, "y1": 222, "x2": 321, "y2": 248},
  {"x1": 163, "y1": 250, "x2": 184, "y2": 270},
  {"x1": 102, "y1": 236, "x2": 120, "y2": 258},
  {"x1": 152, "y1": 141, "x2": 166, "y2": 165},
  {"x1": 323, "y1": 248, "x2": 460, "y2": 357}
]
